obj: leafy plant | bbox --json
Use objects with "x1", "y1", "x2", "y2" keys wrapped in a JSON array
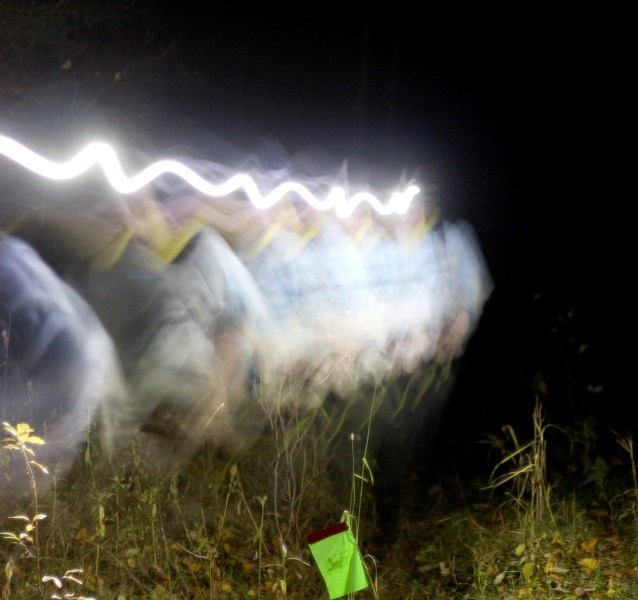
[{"x1": 1, "y1": 422, "x2": 95, "y2": 599}]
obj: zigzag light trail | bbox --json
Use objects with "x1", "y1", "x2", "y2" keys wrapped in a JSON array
[
  {"x1": 0, "y1": 127, "x2": 493, "y2": 516},
  {"x1": 0, "y1": 134, "x2": 420, "y2": 218}
]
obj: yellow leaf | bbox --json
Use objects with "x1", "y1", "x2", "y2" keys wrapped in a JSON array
[
  {"x1": 25, "y1": 436, "x2": 45, "y2": 445},
  {"x1": 522, "y1": 562, "x2": 535, "y2": 582},
  {"x1": 579, "y1": 558, "x2": 600, "y2": 571},
  {"x1": 15, "y1": 423, "x2": 33, "y2": 437},
  {"x1": 515, "y1": 543, "x2": 526, "y2": 556},
  {"x1": 581, "y1": 538, "x2": 598, "y2": 553},
  {"x1": 241, "y1": 561, "x2": 254, "y2": 573},
  {"x1": 221, "y1": 582, "x2": 232, "y2": 593},
  {"x1": 607, "y1": 589, "x2": 617, "y2": 597},
  {"x1": 189, "y1": 563, "x2": 201, "y2": 573},
  {"x1": 551, "y1": 531, "x2": 564, "y2": 546}
]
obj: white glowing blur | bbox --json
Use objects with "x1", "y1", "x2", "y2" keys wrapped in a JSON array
[{"x1": 0, "y1": 134, "x2": 419, "y2": 218}]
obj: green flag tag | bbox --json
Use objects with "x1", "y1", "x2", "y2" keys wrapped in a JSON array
[{"x1": 307, "y1": 521, "x2": 368, "y2": 599}]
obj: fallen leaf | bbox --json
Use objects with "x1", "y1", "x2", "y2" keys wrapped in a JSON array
[
  {"x1": 581, "y1": 538, "x2": 598, "y2": 553},
  {"x1": 522, "y1": 562, "x2": 535, "y2": 582},
  {"x1": 551, "y1": 531, "x2": 564, "y2": 546},
  {"x1": 74, "y1": 528, "x2": 88, "y2": 542},
  {"x1": 578, "y1": 558, "x2": 600, "y2": 572}
]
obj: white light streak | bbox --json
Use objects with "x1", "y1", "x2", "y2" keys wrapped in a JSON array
[{"x1": 0, "y1": 134, "x2": 419, "y2": 217}]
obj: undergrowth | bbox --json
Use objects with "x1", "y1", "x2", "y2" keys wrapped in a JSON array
[{"x1": 2, "y1": 397, "x2": 638, "y2": 599}]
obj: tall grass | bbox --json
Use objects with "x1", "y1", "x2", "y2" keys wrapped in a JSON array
[{"x1": 3, "y1": 398, "x2": 638, "y2": 598}]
